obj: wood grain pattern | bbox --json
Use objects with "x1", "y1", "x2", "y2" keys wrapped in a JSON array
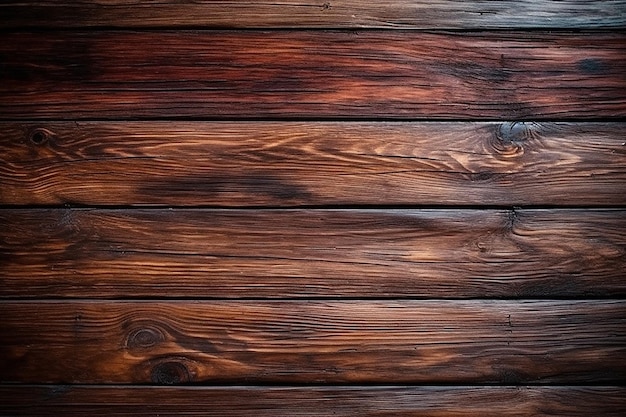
[
  {"x1": 1, "y1": 32, "x2": 625, "y2": 120},
  {"x1": 2, "y1": 1, "x2": 625, "y2": 29},
  {"x1": 1, "y1": 300, "x2": 624, "y2": 384},
  {"x1": 1, "y1": 0, "x2": 623, "y2": 413},
  {"x1": 1, "y1": 386, "x2": 625, "y2": 416},
  {"x1": 0, "y1": 0, "x2": 626, "y2": 29},
  {"x1": 2, "y1": 122, "x2": 625, "y2": 206},
  {"x1": 1, "y1": 209, "x2": 624, "y2": 299}
]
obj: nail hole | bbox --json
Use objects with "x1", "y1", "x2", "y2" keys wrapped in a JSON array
[{"x1": 29, "y1": 129, "x2": 51, "y2": 145}]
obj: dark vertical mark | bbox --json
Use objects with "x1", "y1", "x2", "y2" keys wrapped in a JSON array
[{"x1": 506, "y1": 208, "x2": 519, "y2": 232}]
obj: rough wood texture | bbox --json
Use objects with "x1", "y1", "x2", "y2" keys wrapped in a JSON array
[
  {"x1": 1, "y1": 32, "x2": 625, "y2": 120},
  {"x1": 1, "y1": 0, "x2": 624, "y2": 413},
  {"x1": 1, "y1": 209, "x2": 624, "y2": 299},
  {"x1": 1, "y1": 386, "x2": 625, "y2": 417},
  {"x1": 1, "y1": 1, "x2": 625, "y2": 29},
  {"x1": 1, "y1": 300, "x2": 624, "y2": 384},
  {"x1": 2, "y1": 122, "x2": 625, "y2": 206}
]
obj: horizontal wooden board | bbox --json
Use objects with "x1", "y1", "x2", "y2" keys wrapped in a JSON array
[
  {"x1": 1, "y1": 300, "x2": 624, "y2": 384},
  {"x1": 1, "y1": 386, "x2": 625, "y2": 416},
  {"x1": 2, "y1": 122, "x2": 625, "y2": 206},
  {"x1": 2, "y1": 1, "x2": 625, "y2": 29},
  {"x1": 1, "y1": 209, "x2": 624, "y2": 299},
  {"x1": 1, "y1": 32, "x2": 625, "y2": 120}
]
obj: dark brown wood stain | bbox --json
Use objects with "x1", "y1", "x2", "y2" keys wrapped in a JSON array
[
  {"x1": 1, "y1": 386, "x2": 624, "y2": 417},
  {"x1": 0, "y1": 32, "x2": 625, "y2": 120},
  {"x1": 0, "y1": 209, "x2": 624, "y2": 298},
  {"x1": 1, "y1": 122, "x2": 624, "y2": 206},
  {"x1": 0, "y1": 1, "x2": 624, "y2": 415},
  {"x1": 1, "y1": 300, "x2": 624, "y2": 384},
  {"x1": 1, "y1": 0, "x2": 625, "y2": 29}
]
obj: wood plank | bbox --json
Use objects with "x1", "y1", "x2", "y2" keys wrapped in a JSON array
[
  {"x1": 1, "y1": 209, "x2": 624, "y2": 299},
  {"x1": 1, "y1": 386, "x2": 625, "y2": 417},
  {"x1": 2, "y1": 1, "x2": 625, "y2": 29},
  {"x1": 1, "y1": 32, "x2": 625, "y2": 120},
  {"x1": 1, "y1": 300, "x2": 624, "y2": 384},
  {"x1": 2, "y1": 122, "x2": 625, "y2": 206}
]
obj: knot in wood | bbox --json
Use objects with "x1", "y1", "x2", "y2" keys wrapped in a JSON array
[
  {"x1": 491, "y1": 122, "x2": 532, "y2": 158},
  {"x1": 126, "y1": 326, "x2": 165, "y2": 349},
  {"x1": 28, "y1": 128, "x2": 54, "y2": 146},
  {"x1": 151, "y1": 361, "x2": 190, "y2": 385}
]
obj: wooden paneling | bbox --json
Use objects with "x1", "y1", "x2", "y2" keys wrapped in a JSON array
[
  {"x1": 2, "y1": 122, "x2": 625, "y2": 206},
  {"x1": 1, "y1": 1, "x2": 625, "y2": 29},
  {"x1": 1, "y1": 386, "x2": 625, "y2": 417},
  {"x1": 1, "y1": 209, "x2": 624, "y2": 299},
  {"x1": 1, "y1": 300, "x2": 624, "y2": 384},
  {"x1": 1, "y1": 32, "x2": 625, "y2": 120},
  {"x1": 2, "y1": 0, "x2": 623, "y2": 413}
]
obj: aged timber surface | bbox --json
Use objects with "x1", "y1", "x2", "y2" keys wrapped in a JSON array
[
  {"x1": 1, "y1": 32, "x2": 625, "y2": 120},
  {"x1": 1, "y1": 0, "x2": 624, "y2": 415},
  {"x1": 2, "y1": 122, "x2": 625, "y2": 206},
  {"x1": 1, "y1": 1, "x2": 625, "y2": 29},
  {"x1": 0, "y1": 386, "x2": 625, "y2": 417},
  {"x1": 1, "y1": 209, "x2": 624, "y2": 299},
  {"x1": 0, "y1": 300, "x2": 624, "y2": 384},
  {"x1": 0, "y1": 300, "x2": 626, "y2": 385}
]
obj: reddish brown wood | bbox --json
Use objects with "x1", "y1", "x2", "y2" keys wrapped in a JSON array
[
  {"x1": 1, "y1": 209, "x2": 624, "y2": 299},
  {"x1": 0, "y1": 0, "x2": 623, "y2": 414},
  {"x1": 1, "y1": 300, "x2": 624, "y2": 384},
  {"x1": 0, "y1": 386, "x2": 624, "y2": 416},
  {"x1": 2, "y1": 122, "x2": 625, "y2": 206},
  {"x1": 2, "y1": 1, "x2": 625, "y2": 29},
  {"x1": 1, "y1": 32, "x2": 625, "y2": 120}
]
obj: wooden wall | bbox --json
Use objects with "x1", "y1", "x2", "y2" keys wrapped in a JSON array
[{"x1": 1, "y1": 1, "x2": 625, "y2": 415}]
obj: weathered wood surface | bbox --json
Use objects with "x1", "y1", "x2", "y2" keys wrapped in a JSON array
[
  {"x1": 1, "y1": 1, "x2": 625, "y2": 29},
  {"x1": 1, "y1": 209, "x2": 624, "y2": 299},
  {"x1": 1, "y1": 300, "x2": 624, "y2": 384},
  {"x1": 2, "y1": 122, "x2": 625, "y2": 206},
  {"x1": 1, "y1": 32, "x2": 625, "y2": 120},
  {"x1": 0, "y1": 0, "x2": 623, "y2": 415},
  {"x1": 1, "y1": 386, "x2": 625, "y2": 417}
]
